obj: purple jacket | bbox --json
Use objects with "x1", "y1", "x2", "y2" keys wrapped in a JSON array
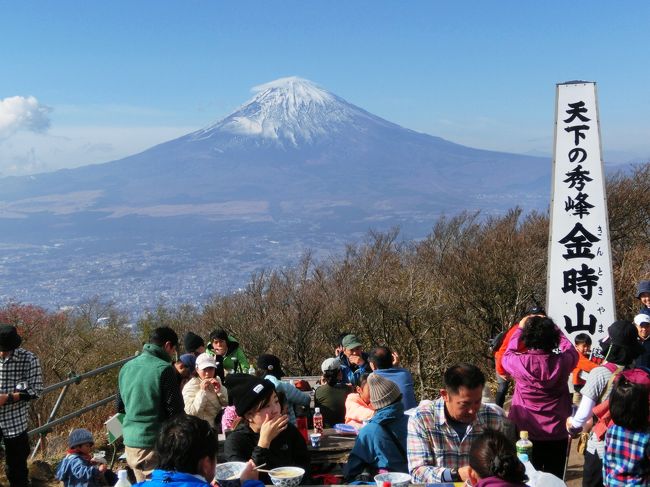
[{"x1": 502, "y1": 327, "x2": 578, "y2": 440}]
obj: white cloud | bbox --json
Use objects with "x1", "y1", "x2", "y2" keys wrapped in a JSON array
[{"x1": 0, "y1": 96, "x2": 51, "y2": 139}]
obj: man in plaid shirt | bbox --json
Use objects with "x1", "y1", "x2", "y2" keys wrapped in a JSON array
[
  {"x1": 0, "y1": 324, "x2": 43, "y2": 486},
  {"x1": 407, "y1": 363, "x2": 507, "y2": 484}
]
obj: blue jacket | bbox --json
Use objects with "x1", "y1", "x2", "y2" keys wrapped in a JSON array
[
  {"x1": 373, "y1": 368, "x2": 418, "y2": 409},
  {"x1": 338, "y1": 352, "x2": 370, "y2": 386},
  {"x1": 134, "y1": 470, "x2": 266, "y2": 487},
  {"x1": 55, "y1": 454, "x2": 102, "y2": 487},
  {"x1": 344, "y1": 401, "x2": 409, "y2": 480}
]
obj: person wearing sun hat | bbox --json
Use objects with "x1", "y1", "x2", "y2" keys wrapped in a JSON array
[
  {"x1": 0, "y1": 323, "x2": 43, "y2": 486},
  {"x1": 344, "y1": 373, "x2": 409, "y2": 481},
  {"x1": 223, "y1": 375, "x2": 310, "y2": 484}
]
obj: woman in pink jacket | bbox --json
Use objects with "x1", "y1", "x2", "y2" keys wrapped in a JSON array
[
  {"x1": 344, "y1": 373, "x2": 374, "y2": 429},
  {"x1": 502, "y1": 314, "x2": 578, "y2": 478}
]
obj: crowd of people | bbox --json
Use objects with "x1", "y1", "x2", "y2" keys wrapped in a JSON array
[{"x1": 0, "y1": 279, "x2": 648, "y2": 486}]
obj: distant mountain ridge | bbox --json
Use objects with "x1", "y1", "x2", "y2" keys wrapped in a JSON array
[{"x1": 0, "y1": 77, "x2": 551, "y2": 314}]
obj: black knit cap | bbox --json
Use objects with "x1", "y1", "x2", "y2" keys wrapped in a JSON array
[
  {"x1": 256, "y1": 354, "x2": 285, "y2": 377},
  {"x1": 183, "y1": 332, "x2": 205, "y2": 353},
  {"x1": 228, "y1": 375, "x2": 275, "y2": 417}
]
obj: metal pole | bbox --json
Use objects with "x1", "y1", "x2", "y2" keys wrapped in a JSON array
[
  {"x1": 28, "y1": 395, "x2": 117, "y2": 438},
  {"x1": 41, "y1": 355, "x2": 136, "y2": 395},
  {"x1": 30, "y1": 383, "x2": 71, "y2": 460}
]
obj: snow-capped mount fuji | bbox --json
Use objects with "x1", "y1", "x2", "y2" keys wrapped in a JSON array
[
  {"x1": 0, "y1": 77, "x2": 551, "y2": 314},
  {"x1": 192, "y1": 77, "x2": 385, "y2": 147}
]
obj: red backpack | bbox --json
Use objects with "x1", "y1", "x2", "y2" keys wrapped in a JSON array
[{"x1": 591, "y1": 364, "x2": 650, "y2": 440}]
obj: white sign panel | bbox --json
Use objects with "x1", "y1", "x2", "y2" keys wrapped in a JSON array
[{"x1": 547, "y1": 81, "x2": 615, "y2": 353}]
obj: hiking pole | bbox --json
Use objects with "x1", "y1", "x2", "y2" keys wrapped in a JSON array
[{"x1": 563, "y1": 404, "x2": 578, "y2": 481}]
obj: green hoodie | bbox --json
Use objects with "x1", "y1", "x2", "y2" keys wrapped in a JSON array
[{"x1": 206, "y1": 335, "x2": 250, "y2": 372}]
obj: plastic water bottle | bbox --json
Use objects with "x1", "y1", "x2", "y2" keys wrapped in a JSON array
[
  {"x1": 248, "y1": 365, "x2": 256, "y2": 375},
  {"x1": 114, "y1": 469, "x2": 131, "y2": 486},
  {"x1": 313, "y1": 407, "x2": 324, "y2": 434},
  {"x1": 516, "y1": 430, "x2": 533, "y2": 459}
]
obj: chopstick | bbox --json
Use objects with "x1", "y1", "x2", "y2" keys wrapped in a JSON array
[
  {"x1": 224, "y1": 463, "x2": 268, "y2": 480},
  {"x1": 329, "y1": 435, "x2": 357, "y2": 440}
]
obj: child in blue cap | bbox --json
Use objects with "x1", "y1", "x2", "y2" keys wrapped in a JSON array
[{"x1": 55, "y1": 428, "x2": 111, "y2": 486}]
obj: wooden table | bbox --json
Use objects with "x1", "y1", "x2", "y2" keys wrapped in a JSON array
[{"x1": 308, "y1": 428, "x2": 356, "y2": 465}]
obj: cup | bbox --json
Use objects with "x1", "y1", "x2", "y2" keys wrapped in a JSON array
[{"x1": 310, "y1": 433, "x2": 321, "y2": 447}]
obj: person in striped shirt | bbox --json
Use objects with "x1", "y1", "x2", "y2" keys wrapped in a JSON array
[{"x1": 407, "y1": 363, "x2": 508, "y2": 484}]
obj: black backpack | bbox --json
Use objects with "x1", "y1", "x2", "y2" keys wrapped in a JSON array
[{"x1": 489, "y1": 329, "x2": 507, "y2": 354}]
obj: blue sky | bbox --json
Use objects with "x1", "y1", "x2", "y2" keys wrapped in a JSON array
[{"x1": 1, "y1": 1, "x2": 649, "y2": 175}]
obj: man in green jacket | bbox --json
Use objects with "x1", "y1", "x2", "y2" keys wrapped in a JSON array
[
  {"x1": 206, "y1": 329, "x2": 250, "y2": 374},
  {"x1": 117, "y1": 327, "x2": 184, "y2": 481}
]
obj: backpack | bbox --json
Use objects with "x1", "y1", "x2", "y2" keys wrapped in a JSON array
[
  {"x1": 489, "y1": 329, "x2": 507, "y2": 354},
  {"x1": 591, "y1": 364, "x2": 650, "y2": 441}
]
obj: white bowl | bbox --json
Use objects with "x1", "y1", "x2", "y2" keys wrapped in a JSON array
[
  {"x1": 268, "y1": 466, "x2": 305, "y2": 487},
  {"x1": 374, "y1": 472, "x2": 411, "y2": 487},
  {"x1": 215, "y1": 461, "x2": 247, "y2": 481}
]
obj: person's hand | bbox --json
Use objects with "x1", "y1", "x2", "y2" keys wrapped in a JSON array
[
  {"x1": 391, "y1": 351, "x2": 400, "y2": 366},
  {"x1": 200, "y1": 379, "x2": 214, "y2": 392},
  {"x1": 239, "y1": 460, "x2": 259, "y2": 482},
  {"x1": 258, "y1": 414, "x2": 289, "y2": 448},
  {"x1": 458, "y1": 466, "x2": 472, "y2": 481},
  {"x1": 519, "y1": 313, "x2": 544, "y2": 329},
  {"x1": 335, "y1": 345, "x2": 344, "y2": 356},
  {"x1": 211, "y1": 378, "x2": 221, "y2": 392},
  {"x1": 566, "y1": 417, "x2": 582, "y2": 437},
  {"x1": 97, "y1": 464, "x2": 107, "y2": 473},
  {"x1": 349, "y1": 354, "x2": 365, "y2": 366}
]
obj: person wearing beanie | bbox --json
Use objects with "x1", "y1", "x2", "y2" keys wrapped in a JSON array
[
  {"x1": 206, "y1": 329, "x2": 250, "y2": 374},
  {"x1": 183, "y1": 332, "x2": 206, "y2": 356},
  {"x1": 55, "y1": 428, "x2": 112, "y2": 486},
  {"x1": 223, "y1": 376, "x2": 310, "y2": 484},
  {"x1": 636, "y1": 280, "x2": 650, "y2": 314},
  {"x1": 182, "y1": 353, "x2": 228, "y2": 429},
  {"x1": 0, "y1": 324, "x2": 43, "y2": 486},
  {"x1": 256, "y1": 354, "x2": 310, "y2": 426},
  {"x1": 344, "y1": 374, "x2": 409, "y2": 481},
  {"x1": 567, "y1": 319, "x2": 645, "y2": 487}
]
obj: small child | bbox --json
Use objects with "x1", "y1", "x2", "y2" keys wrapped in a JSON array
[
  {"x1": 572, "y1": 333, "x2": 598, "y2": 404},
  {"x1": 603, "y1": 372, "x2": 650, "y2": 486},
  {"x1": 55, "y1": 428, "x2": 108, "y2": 487}
]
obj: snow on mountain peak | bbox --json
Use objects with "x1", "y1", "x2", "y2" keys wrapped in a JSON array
[{"x1": 192, "y1": 77, "x2": 373, "y2": 146}]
